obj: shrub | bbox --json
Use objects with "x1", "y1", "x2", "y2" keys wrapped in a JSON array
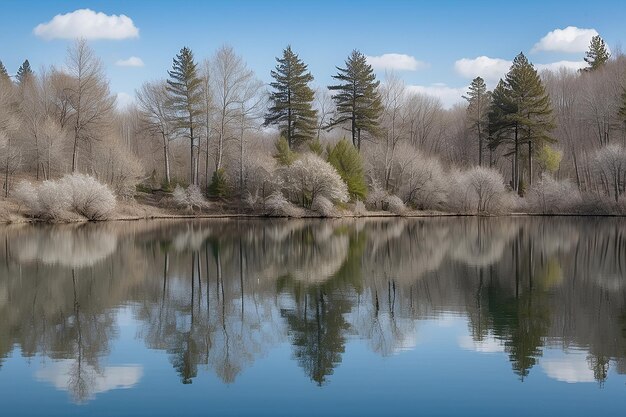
[
  {"x1": 173, "y1": 184, "x2": 208, "y2": 211},
  {"x1": 284, "y1": 153, "x2": 349, "y2": 208},
  {"x1": 353, "y1": 199, "x2": 367, "y2": 216},
  {"x1": 265, "y1": 192, "x2": 304, "y2": 217},
  {"x1": 311, "y1": 195, "x2": 339, "y2": 217},
  {"x1": 327, "y1": 139, "x2": 367, "y2": 200},
  {"x1": 384, "y1": 194, "x2": 406, "y2": 215},
  {"x1": 365, "y1": 181, "x2": 387, "y2": 210},
  {"x1": 274, "y1": 137, "x2": 297, "y2": 166},
  {"x1": 209, "y1": 169, "x2": 228, "y2": 198},
  {"x1": 447, "y1": 167, "x2": 509, "y2": 214},
  {"x1": 13, "y1": 181, "x2": 39, "y2": 212},
  {"x1": 526, "y1": 174, "x2": 581, "y2": 214},
  {"x1": 396, "y1": 150, "x2": 447, "y2": 210},
  {"x1": 14, "y1": 174, "x2": 116, "y2": 221},
  {"x1": 61, "y1": 174, "x2": 117, "y2": 220}
]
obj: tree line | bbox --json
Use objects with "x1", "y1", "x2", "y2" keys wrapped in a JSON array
[{"x1": 2, "y1": 34, "x2": 626, "y2": 215}]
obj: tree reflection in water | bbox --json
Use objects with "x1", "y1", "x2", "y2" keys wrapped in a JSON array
[{"x1": 0, "y1": 217, "x2": 625, "y2": 399}]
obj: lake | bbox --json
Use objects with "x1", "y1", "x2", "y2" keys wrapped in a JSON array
[{"x1": 1, "y1": 217, "x2": 625, "y2": 416}]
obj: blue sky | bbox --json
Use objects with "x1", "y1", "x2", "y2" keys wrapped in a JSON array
[{"x1": 1, "y1": 0, "x2": 625, "y2": 107}]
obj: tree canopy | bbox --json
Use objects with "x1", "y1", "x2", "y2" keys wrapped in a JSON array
[
  {"x1": 328, "y1": 50, "x2": 382, "y2": 151},
  {"x1": 265, "y1": 46, "x2": 317, "y2": 149}
]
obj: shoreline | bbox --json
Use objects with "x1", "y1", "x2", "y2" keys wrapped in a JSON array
[{"x1": 3, "y1": 205, "x2": 626, "y2": 225}]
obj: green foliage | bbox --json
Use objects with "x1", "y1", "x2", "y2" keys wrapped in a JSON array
[
  {"x1": 326, "y1": 138, "x2": 367, "y2": 200},
  {"x1": 328, "y1": 50, "x2": 382, "y2": 151},
  {"x1": 0, "y1": 60, "x2": 9, "y2": 84},
  {"x1": 463, "y1": 77, "x2": 491, "y2": 166},
  {"x1": 161, "y1": 179, "x2": 173, "y2": 192},
  {"x1": 135, "y1": 183, "x2": 152, "y2": 194},
  {"x1": 15, "y1": 59, "x2": 33, "y2": 85},
  {"x1": 584, "y1": 35, "x2": 610, "y2": 71},
  {"x1": 274, "y1": 136, "x2": 297, "y2": 166},
  {"x1": 166, "y1": 47, "x2": 202, "y2": 185},
  {"x1": 209, "y1": 168, "x2": 228, "y2": 197},
  {"x1": 264, "y1": 46, "x2": 317, "y2": 149},
  {"x1": 537, "y1": 145, "x2": 562, "y2": 174},
  {"x1": 488, "y1": 53, "x2": 555, "y2": 192},
  {"x1": 308, "y1": 138, "x2": 323, "y2": 156}
]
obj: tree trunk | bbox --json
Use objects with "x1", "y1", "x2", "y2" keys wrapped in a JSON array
[
  {"x1": 162, "y1": 133, "x2": 171, "y2": 185},
  {"x1": 514, "y1": 124, "x2": 519, "y2": 192},
  {"x1": 528, "y1": 140, "x2": 533, "y2": 187}
]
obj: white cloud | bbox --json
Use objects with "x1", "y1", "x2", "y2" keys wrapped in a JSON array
[
  {"x1": 536, "y1": 60, "x2": 587, "y2": 72},
  {"x1": 458, "y1": 335, "x2": 505, "y2": 353},
  {"x1": 34, "y1": 9, "x2": 139, "y2": 40},
  {"x1": 542, "y1": 353, "x2": 596, "y2": 383},
  {"x1": 116, "y1": 92, "x2": 134, "y2": 109},
  {"x1": 532, "y1": 26, "x2": 598, "y2": 53},
  {"x1": 454, "y1": 56, "x2": 512, "y2": 85},
  {"x1": 407, "y1": 83, "x2": 466, "y2": 109},
  {"x1": 36, "y1": 361, "x2": 143, "y2": 403},
  {"x1": 455, "y1": 56, "x2": 587, "y2": 85},
  {"x1": 366, "y1": 53, "x2": 428, "y2": 71},
  {"x1": 116, "y1": 56, "x2": 144, "y2": 67}
]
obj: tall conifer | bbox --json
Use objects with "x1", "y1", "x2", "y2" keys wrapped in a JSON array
[
  {"x1": 328, "y1": 50, "x2": 382, "y2": 151},
  {"x1": 167, "y1": 47, "x2": 202, "y2": 185},
  {"x1": 265, "y1": 46, "x2": 317, "y2": 149},
  {"x1": 584, "y1": 35, "x2": 610, "y2": 71}
]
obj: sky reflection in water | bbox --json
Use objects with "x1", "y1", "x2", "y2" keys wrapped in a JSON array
[{"x1": 0, "y1": 218, "x2": 625, "y2": 416}]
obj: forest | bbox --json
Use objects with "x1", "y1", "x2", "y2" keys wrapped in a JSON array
[{"x1": 1, "y1": 35, "x2": 626, "y2": 221}]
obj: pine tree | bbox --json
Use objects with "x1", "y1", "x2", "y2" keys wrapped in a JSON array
[
  {"x1": 488, "y1": 79, "x2": 518, "y2": 184},
  {"x1": 463, "y1": 77, "x2": 490, "y2": 166},
  {"x1": 506, "y1": 53, "x2": 555, "y2": 188},
  {"x1": 0, "y1": 60, "x2": 9, "y2": 84},
  {"x1": 489, "y1": 53, "x2": 555, "y2": 192},
  {"x1": 15, "y1": 59, "x2": 33, "y2": 84},
  {"x1": 584, "y1": 35, "x2": 610, "y2": 71},
  {"x1": 167, "y1": 47, "x2": 203, "y2": 185},
  {"x1": 264, "y1": 46, "x2": 317, "y2": 149},
  {"x1": 328, "y1": 50, "x2": 382, "y2": 151}
]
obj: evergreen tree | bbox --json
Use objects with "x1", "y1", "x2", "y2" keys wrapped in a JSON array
[
  {"x1": 463, "y1": 77, "x2": 490, "y2": 166},
  {"x1": 326, "y1": 138, "x2": 367, "y2": 200},
  {"x1": 264, "y1": 46, "x2": 317, "y2": 149},
  {"x1": 15, "y1": 59, "x2": 33, "y2": 84},
  {"x1": 489, "y1": 53, "x2": 555, "y2": 192},
  {"x1": 488, "y1": 80, "x2": 517, "y2": 182},
  {"x1": 274, "y1": 136, "x2": 297, "y2": 166},
  {"x1": 584, "y1": 35, "x2": 610, "y2": 71},
  {"x1": 0, "y1": 60, "x2": 9, "y2": 84},
  {"x1": 505, "y1": 53, "x2": 555, "y2": 188},
  {"x1": 167, "y1": 47, "x2": 202, "y2": 185},
  {"x1": 328, "y1": 50, "x2": 382, "y2": 151}
]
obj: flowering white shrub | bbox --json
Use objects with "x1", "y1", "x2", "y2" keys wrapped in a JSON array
[
  {"x1": 526, "y1": 174, "x2": 581, "y2": 214},
  {"x1": 14, "y1": 174, "x2": 116, "y2": 220},
  {"x1": 447, "y1": 167, "x2": 509, "y2": 214},
  {"x1": 60, "y1": 174, "x2": 117, "y2": 220},
  {"x1": 364, "y1": 180, "x2": 406, "y2": 214},
  {"x1": 284, "y1": 153, "x2": 349, "y2": 208},
  {"x1": 353, "y1": 199, "x2": 367, "y2": 216},
  {"x1": 265, "y1": 192, "x2": 304, "y2": 217},
  {"x1": 365, "y1": 181, "x2": 387, "y2": 210},
  {"x1": 172, "y1": 184, "x2": 208, "y2": 211},
  {"x1": 384, "y1": 194, "x2": 406, "y2": 215},
  {"x1": 311, "y1": 195, "x2": 339, "y2": 217},
  {"x1": 13, "y1": 181, "x2": 40, "y2": 212}
]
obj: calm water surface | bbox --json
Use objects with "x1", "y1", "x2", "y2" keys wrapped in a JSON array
[{"x1": 1, "y1": 217, "x2": 626, "y2": 416}]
